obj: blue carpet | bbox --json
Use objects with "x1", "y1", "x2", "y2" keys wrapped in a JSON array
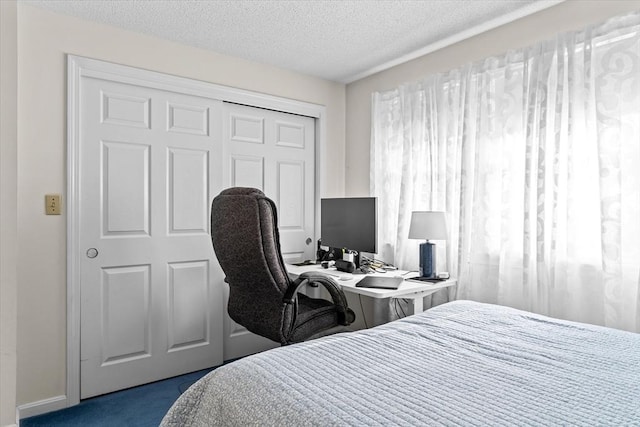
[{"x1": 21, "y1": 368, "x2": 214, "y2": 427}]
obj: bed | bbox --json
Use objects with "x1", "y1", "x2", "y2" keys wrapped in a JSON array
[{"x1": 161, "y1": 300, "x2": 640, "y2": 426}]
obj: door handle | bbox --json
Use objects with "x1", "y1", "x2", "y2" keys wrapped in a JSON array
[
  {"x1": 86, "y1": 248, "x2": 99, "y2": 258},
  {"x1": 305, "y1": 237, "x2": 312, "y2": 245}
]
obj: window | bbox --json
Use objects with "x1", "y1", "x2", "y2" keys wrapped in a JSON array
[{"x1": 371, "y1": 11, "x2": 640, "y2": 332}]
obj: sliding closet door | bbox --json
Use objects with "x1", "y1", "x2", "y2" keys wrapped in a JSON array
[
  {"x1": 70, "y1": 56, "x2": 323, "y2": 401},
  {"x1": 220, "y1": 102, "x2": 316, "y2": 359},
  {"x1": 78, "y1": 77, "x2": 224, "y2": 398}
]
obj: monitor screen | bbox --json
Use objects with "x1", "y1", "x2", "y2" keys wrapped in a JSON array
[{"x1": 320, "y1": 197, "x2": 377, "y2": 254}]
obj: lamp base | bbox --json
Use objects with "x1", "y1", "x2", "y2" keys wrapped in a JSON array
[{"x1": 419, "y1": 241, "x2": 436, "y2": 278}]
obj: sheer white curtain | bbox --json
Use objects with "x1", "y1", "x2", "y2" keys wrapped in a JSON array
[{"x1": 371, "y1": 12, "x2": 640, "y2": 332}]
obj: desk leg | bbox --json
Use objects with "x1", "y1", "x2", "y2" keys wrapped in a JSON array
[{"x1": 412, "y1": 296, "x2": 424, "y2": 314}]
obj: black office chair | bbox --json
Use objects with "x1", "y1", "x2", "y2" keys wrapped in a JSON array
[{"x1": 210, "y1": 187, "x2": 355, "y2": 345}]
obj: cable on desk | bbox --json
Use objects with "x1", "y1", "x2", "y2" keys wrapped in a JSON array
[
  {"x1": 399, "y1": 299, "x2": 408, "y2": 317},
  {"x1": 358, "y1": 294, "x2": 368, "y2": 329},
  {"x1": 393, "y1": 299, "x2": 402, "y2": 320},
  {"x1": 393, "y1": 298, "x2": 407, "y2": 320},
  {"x1": 359, "y1": 255, "x2": 396, "y2": 272}
]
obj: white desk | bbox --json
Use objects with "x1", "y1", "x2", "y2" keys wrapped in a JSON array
[{"x1": 287, "y1": 263, "x2": 456, "y2": 315}]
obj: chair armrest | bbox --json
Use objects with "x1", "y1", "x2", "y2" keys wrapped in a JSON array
[
  {"x1": 287, "y1": 272, "x2": 317, "y2": 286},
  {"x1": 283, "y1": 273, "x2": 355, "y2": 325}
]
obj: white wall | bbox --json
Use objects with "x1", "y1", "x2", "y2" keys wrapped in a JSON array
[
  {"x1": 345, "y1": 0, "x2": 640, "y2": 196},
  {"x1": 15, "y1": 4, "x2": 346, "y2": 410},
  {"x1": 0, "y1": 0, "x2": 18, "y2": 425}
]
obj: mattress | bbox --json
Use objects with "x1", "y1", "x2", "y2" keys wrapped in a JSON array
[{"x1": 161, "y1": 300, "x2": 640, "y2": 426}]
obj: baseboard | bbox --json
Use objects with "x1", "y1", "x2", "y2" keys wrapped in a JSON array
[{"x1": 17, "y1": 395, "x2": 67, "y2": 420}]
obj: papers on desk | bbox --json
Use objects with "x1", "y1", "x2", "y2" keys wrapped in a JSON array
[{"x1": 355, "y1": 276, "x2": 404, "y2": 289}]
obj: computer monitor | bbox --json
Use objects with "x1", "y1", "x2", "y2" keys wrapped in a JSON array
[{"x1": 320, "y1": 197, "x2": 377, "y2": 264}]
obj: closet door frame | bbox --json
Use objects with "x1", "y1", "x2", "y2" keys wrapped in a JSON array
[{"x1": 66, "y1": 54, "x2": 327, "y2": 408}]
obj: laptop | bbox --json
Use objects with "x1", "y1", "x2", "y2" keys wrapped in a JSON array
[{"x1": 355, "y1": 276, "x2": 404, "y2": 289}]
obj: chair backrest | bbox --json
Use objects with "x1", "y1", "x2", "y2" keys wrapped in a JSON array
[{"x1": 210, "y1": 187, "x2": 294, "y2": 342}]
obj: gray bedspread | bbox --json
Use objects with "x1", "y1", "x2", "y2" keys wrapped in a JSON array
[{"x1": 161, "y1": 300, "x2": 640, "y2": 426}]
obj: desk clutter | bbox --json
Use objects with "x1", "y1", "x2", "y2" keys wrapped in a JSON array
[
  {"x1": 317, "y1": 243, "x2": 397, "y2": 275},
  {"x1": 320, "y1": 257, "x2": 396, "y2": 274},
  {"x1": 304, "y1": 243, "x2": 452, "y2": 288}
]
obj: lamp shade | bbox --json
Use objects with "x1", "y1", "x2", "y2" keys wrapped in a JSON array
[{"x1": 408, "y1": 211, "x2": 447, "y2": 241}]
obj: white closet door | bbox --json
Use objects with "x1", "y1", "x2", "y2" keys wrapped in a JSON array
[
  {"x1": 79, "y1": 77, "x2": 224, "y2": 398},
  {"x1": 220, "y1": 102, "x2": 316, "y2": 359}
]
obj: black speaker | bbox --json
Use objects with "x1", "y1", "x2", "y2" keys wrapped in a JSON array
[{"x1": 335, "y1": 259, "x2": 356, "y2": 273}]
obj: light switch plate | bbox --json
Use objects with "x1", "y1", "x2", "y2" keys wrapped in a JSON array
[{"x1": 45, "y1": 194, "x2": 61, "y2": 215}]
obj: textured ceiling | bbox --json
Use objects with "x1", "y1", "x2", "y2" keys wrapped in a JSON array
[{"x1": 22, "y1": 0, "x2": 562, "y2": 83}]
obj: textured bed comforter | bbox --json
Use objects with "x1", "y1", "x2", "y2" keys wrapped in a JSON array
[{"x1": 161, "y1": 300, "x2": 640, "y2": 426}]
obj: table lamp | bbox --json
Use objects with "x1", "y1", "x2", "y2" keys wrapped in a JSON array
[{"x1": 408, "y1": 211, "x2": 447, "y2": 278}]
